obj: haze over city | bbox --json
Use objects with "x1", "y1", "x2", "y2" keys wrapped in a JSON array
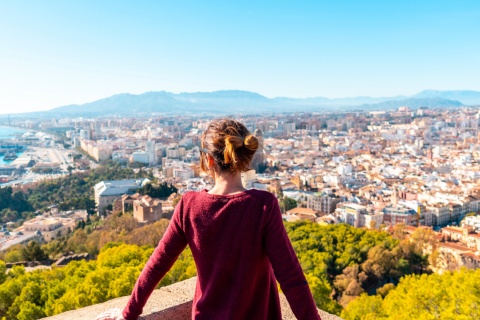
[
  {"x1": 1, "y1": 0, "x2": 480, "y2": 114},
  {"x1": 4, "y1": 2, "x2": 480, "y2": 320}
]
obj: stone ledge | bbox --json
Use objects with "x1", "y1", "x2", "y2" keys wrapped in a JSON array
[{"x1": 42, "y1": 277, "x2": 343, "y2": 320}]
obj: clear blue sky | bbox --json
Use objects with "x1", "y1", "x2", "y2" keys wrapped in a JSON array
[{"x1": 1, "y1": 0, "x2": 479, "y2": 113}]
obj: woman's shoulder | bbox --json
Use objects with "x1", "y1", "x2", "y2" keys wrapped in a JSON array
[
  {"x1": 180, "y1": 189, "x2": 276, "y2": 203},
  {"x1": 247, "y1": 189, "x2": 277, "y2": 200},
  {"x1": 235, "y1": 189, "x2": 278, "y2": 207}
]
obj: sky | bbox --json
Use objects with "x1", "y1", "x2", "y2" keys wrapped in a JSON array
[{"x1": 0, "y1": 1, "x2": 479, "y2": 114}]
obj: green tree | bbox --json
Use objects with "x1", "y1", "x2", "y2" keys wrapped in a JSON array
[
  {"x1": 0, "y1": 261, "x2": 6, "y2": 285},
  {"x1": 279, "y1": 196, "x2": 297, "y2": 212},
  {"x1": 21, "y1": 241, "x2": 48, "y2": 261},
  {"x1": 342, "y1": 269, "x2": 480, "y2": 320},
  {"x1": 16, "y1": 302, "x2": 46, "y2": 320},
  {"x1": 137, "y1": 182, "x2": 178, "y2": 199},
  {"x1": 341, "y1": 294, "x2": 385, "y2": 320},
  {"x1": 4, "y1": 248, "x2": 23, "y2": 263},
  {"x1": 305, "y1": 273, "x2": 342, "y2": 315},
  {"x1": 172, "y1": 194, "x2": 182, "y2": 208}
]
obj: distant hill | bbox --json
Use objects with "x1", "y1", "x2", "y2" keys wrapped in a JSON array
[
  {"x1": 46, "y1": 89, "x2": 479, "y2": 116},
  {"x1": 359, "y1": 97, "x2": 463, "y2": 110},
  {"x1": 50, "y1": 90, "x2": 278, "y2": 115},
  {"x1": 414, "y1": 90, "x2": 480, "y2": 106}
]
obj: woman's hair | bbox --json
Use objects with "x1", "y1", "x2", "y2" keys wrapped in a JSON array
[{"x1": 200, "y1": 119, "x2": 259, "y2": 174}]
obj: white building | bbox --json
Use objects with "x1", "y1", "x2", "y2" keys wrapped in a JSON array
[
  {"x1": 365, "y1": 212, "x2": 384, "y2": 229},
  {"x1": 80, "y1": 129, "x2": 91, "y2": 141},
  {"x1": 174, "y1": 167, "x2": 194, "y2": 180},
  {"x1": 131, "y1": 151, "x2": 150, "y2": 164},
  {"x1": 241, "y1": 170, "x2": 256, "y2": 188},
  {"x1": 335, "y1": 203, "x2": 368, "y2": 228},
  {"x1": 94, "y1": 179, "x2": 150, "y2": 214},
  {"x1": 427, "y1": 204, "x2": 450, "y2": 227},
  {"x1": 463, "y1": 215, "x2": 480, "y2": 231}
]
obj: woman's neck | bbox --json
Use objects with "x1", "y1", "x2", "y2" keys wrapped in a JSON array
[{"x1": 208, "y1": 171, "x2": 246, "y2": 195}]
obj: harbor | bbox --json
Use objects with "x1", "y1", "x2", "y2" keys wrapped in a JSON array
[{"x1": 0, "y1": 126, "x2": 26, "y2": 166}]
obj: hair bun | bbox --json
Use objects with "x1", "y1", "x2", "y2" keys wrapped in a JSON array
[
  {"x1": 224, "y1": 135, "x2": 244, "y2": 164},
  {"x1": 201, "y1": 119, "x2": 260, "y2": 174},
  {"x1": 243, "y1": 135, "x2": 259, "y2": 152}
]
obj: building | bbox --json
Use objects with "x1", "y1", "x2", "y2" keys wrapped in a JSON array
[
  {"x1": 449, "y1": 203, "x2": 463, "y2": 223},
  {"x1": 131, "y1": 151, "x2": 150, "y2": 164},
  {"x1": 133, "y1": 195, "x2": 163, "y2": 223},
  {"x1": 79, "y1": 129, "x2": 91, "y2": 140},
  {"x1": 463, "y1": 215, "x2": 480, "y2": 231},
  {"x1": 364, "y1": 212, "x2": 384, "y2": 229},
  {"x1": 20, "y1": 210, "x2": 87, "y2": 242},
  {"x1": 241, "y1": 169, "x2": 256, "y2": 188},
  {"x1": 166, "y1": 146, "x2": 186, "y2": 159},
  {"x1": 427, "y1": 204, "x2": 450, "y2": 227},
  {"x1": 94, "y1": 179, "x2": 150, "y2": 214},
  {"x1": 163, "y1": 165, "x2": 174, "y2": 178},
  {"x1": 250, "y1": 129, "x2": 265, "y2": 172},
  {"x1": 113, "y1": 193, "x2": 163, "y2": 223},
  {"x1": 174, "y1": 167, "x2": 194, "y2": 180},
  {"x1": 146, "y1": 140, "x2": 157, "y2": 166},
  {"x1": 0, "y1": 229, "x2": 43, "y2": 252},
  {"x1": 92, "y1": 146, "x2": 112, "y2": 162},
  {"x1": 285, "y1": 207, "x2": 319, "y2": 221},
  {"x1": 382, "y1": 205, "x2": 419, "y2": 227},
  {"x1": 306, "y1": 193, "x2": 342, "y2": 214},
  {"x1": 335, "y1": 203, "x2": 368, "y2": 228},
  {"x1": 131, "y1": 140, "x2": 157, "y2": 165}
]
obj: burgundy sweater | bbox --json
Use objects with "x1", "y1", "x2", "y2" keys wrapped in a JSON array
[{"x1": 122, "y1": 189, "x2": 320, "y2": 320}]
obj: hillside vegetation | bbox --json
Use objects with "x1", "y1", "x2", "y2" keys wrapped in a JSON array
[{"x1": 0, "y1": 221, "x2": 441, "y2": 319}]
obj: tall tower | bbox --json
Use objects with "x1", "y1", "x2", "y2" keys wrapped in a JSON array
[
  {"x1": 146, "y1": 139, "x2": 156, "y2": 166},
  {"x1": 426, "y1": 148, "x2": 433, "y2": 162},
  {"x1": 391, "y1": 188, "x2": 398, "y2": 206},
  {"x1": 251, "y1": 129, "x2": 265, "y2": 172}
]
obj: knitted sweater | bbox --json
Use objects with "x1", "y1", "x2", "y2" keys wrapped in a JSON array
[{"x1": 122, "y1": 189, "x2": 320, "y2": 320}]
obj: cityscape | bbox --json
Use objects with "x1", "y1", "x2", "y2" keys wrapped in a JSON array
[
  {"x1": 2, "y1": 101, "x2": 480, "y2": 318},
  {"x1": 2, "y1": 1, "x2": 480, "y2": 320}
]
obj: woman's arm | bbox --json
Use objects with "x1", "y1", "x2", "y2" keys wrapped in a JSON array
[
  {"x1": 122, "y1": 197, "x2": 188, "y2": 319},
  {"x1": 95, "y1": 197, "x2": 188, "y2": 320},
  {"x1": 264, "y1": 197, "x2": 321, "y2": 320}
]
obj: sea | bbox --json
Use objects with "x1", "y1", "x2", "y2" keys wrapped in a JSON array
[{"x1": 0, "y1": 126, "x2": 26, "y2": 166}]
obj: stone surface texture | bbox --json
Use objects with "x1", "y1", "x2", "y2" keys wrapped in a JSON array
[{"x1": 42, "y1": 277, "x2": 343, "y2": 320}]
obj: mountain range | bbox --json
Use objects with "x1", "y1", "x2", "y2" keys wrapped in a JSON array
[{"x1": 47, "y1": 90, "x2": 480, "y2": 116}]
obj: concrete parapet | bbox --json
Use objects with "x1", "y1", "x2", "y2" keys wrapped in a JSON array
[{"x1": 42, "y1": 277, "x2": 343, "y2": 320}]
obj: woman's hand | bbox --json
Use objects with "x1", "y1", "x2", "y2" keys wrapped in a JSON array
[{"x1": 95, "y1": 308, "x2": 126, "y2": 320}]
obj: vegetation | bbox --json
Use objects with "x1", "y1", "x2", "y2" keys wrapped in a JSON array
[
  {"x1": 0, "y1": 243, "x2": 196, "y2": 319},
  {"x1": 342, "y1": 268, "x2": 480, "y2": 320},
  {"x1": 21, "y1": 161, "x2": 135, "y2": 214},
  {"x1": 1, "y1": 221, "x2": 434, "y2": 319},
  {"x1": 0, "y1": 187, "x2": 33, "y2": 222},
  {"x1": 0, "y1": 213, "x2": 465, "y2": 320},
  {"x1": 284, "y1": 222, "x2": 428, "y2": 314},
  {"x1": 21, "y1": 242, "x2": 48, "y2": 262},
  {"x1": 136, "y1": 182, "x2": 178, "y2": 199},
  {"x1": 279, "y1": 196, "x2": 297, "y2": 212},
  {"x1": 44, "y1": 213, "x2": 171, "y2": 259}
]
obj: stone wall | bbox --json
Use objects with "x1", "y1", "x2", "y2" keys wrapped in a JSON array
[{"x1": 42, "y1": 277, "x2": 343, "y2": 320}]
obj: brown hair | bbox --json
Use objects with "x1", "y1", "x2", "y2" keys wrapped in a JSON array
[{"x1": 200, "y1": 119, "x2": 259, "y2": 174}]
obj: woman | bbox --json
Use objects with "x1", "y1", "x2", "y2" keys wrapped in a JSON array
[{"x1": 97, "y1": 119, "x2": 320, "y2": 320}]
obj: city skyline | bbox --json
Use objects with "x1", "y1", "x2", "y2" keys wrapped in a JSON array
[{"x1": 1, "y1": 1, "x2": 480, "y2": 113}]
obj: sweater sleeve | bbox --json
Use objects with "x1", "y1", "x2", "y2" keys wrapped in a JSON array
[
  {"x1": 264, "y1": 197, "x2": 321, "y2": 320},
  {"x1": 122, "y1": 197, "x2": 188, "y2": 320}
]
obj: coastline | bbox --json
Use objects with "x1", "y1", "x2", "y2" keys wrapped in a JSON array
[
  {"x1": 0, "y1": 126, "x2": 27, "y2": 166},
  {"x1": 0, "y1": 125, "x2": 26, "y2": 139}
]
